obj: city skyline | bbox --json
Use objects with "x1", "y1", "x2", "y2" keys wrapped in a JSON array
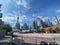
[{"x1": 0, "y1": 0, "x2": 60, "y2": 27}]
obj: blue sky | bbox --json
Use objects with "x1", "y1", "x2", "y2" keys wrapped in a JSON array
[{"x1": 0, "y1": 0, "x2": 60, "y2": 27}]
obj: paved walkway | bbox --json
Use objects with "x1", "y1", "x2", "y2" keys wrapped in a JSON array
[{"x1": 13, "y1": 33, "x2": 60, "y2": 45}]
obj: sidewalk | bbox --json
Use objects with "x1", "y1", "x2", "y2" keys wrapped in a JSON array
[{"x1": 0, "y1": 36, "x2": 17, "y2": 45}]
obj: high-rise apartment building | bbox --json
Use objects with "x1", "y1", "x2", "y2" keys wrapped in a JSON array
[
  {"x1": 44, "y1": 18, "x2": 53, "y2": 27},
  {"x1": 55, "y1": 16, "x2": 60, "y2": 24},
  {"x1": 30, "y1": 20, "x2": 37, "y2": 29}
]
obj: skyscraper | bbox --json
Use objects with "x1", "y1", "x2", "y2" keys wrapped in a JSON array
[
  {"x1": 21, "y1": 23, "x2": 29, "y2": 30},
  {"x1": 55, "y1": 16, "x2": 60, "y2": 24},
  {"x1": 36, "y1": 18, "x2": 41, "y2": 27},
  {"x1": 36, "y1": 18, "x2": 44, "y2": 29},
  {"x1": 44, "y1": 18, "x2": 53, "y2": 27},
  {"x1": 30, "y1": 20, "x2": 37, "y2": 29}
]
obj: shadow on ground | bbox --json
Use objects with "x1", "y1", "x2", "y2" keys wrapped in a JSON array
[
  {"x1": 21, "y1": 43, "x2": 33, "y2": 45},
  {"x1": 0, "y1": 42, "x2": 17, "y2": 45},
  {"x1": 0, "y1": 42, "x2": 36, "y2": 45}
]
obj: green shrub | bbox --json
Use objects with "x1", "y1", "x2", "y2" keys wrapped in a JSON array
[
  {"x1": 0, "y1": 24, "x2": 12, "y2": 32},
  {"x1": 55, "y1": 28, "x2": 60, "y2": 33},
  {"x1": 37, "y1": 29, "x2": 45, "y2": 33},
  {"x1": 49, "y1": 28, "x2": 56, "y2": 33},
  {"x1": 40, "y1": 29, "x2": 45, "y2": 33}
]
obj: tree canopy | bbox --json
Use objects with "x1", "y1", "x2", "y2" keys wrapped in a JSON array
[
  {"x1": 0, "y1": 24, "x2": 12, "y2": 32},
  {"x1": 55, "y1": 27, "x2": 60, "y2": 33}
]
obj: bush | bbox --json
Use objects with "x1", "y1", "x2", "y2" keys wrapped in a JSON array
[
  {"x1": 49, "y1": 28, "x2": 56, "y2": 33},
  {"x1": 0, "y1": 24, "x2": 12, "y2": 32},
  {"x1": 40, "y1": 29, "x2": 45, "y2": 33},
  {"x1": 37, "y1": 29, "x2": 45, "y2": 33},
  {"x1": 55, "y1": 28, "x2": 60, "y2": 33},
  {"x1": 37, "y1": 29, "x2": 41, "y2": 33}
]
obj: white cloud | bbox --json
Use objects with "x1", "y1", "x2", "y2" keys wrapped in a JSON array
[
  {"x1": 16, "y1": 0, "x2": 30, "y2": 9},
  {"x1": 20, "y1": 23, "x2": 23, "y2": 26},
  {"x1": 2, "y1": 14, "x2": 17, "y2": 23},
  {"x1": 30, "y1": 18, "x2": 34, "y2": 21},
  {"x1": 32, "y1": 14, "x2": 37, "y2": 17},
  {"x1": 56, "y1": 9, "x2": 60, "y2": 13},
  {"x1": 44, "y1": 17, "x2": 50, "y2": 20},
  {"x1": 22, "y1": 15, "x2": 27, "y2": 19},
  {"x1": 37, "y1": 16, "x2": 42, "y2": 19},
  {"x1": 6, "y1": 0, "x2": 11, "y2": 3},
  {"x1": 1, "y1": 12, "x2": 28, "y2": 27}
]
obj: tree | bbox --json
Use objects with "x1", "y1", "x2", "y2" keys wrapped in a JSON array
[
  {"x1": 0, "y1": 24, "x2": 12, "y2": 32},
  {"x1": 0, "y1": 4, "x2": 12, "y2": 35},
  {"x1": 21, "y1": 23, "x2": 29, "y2": 30},
  {"x1": 41, "y1": 29, "x2": 45, "y2": 33},
  {"x1": 37, "y1": 29, "x2": 45, "y2": 33}
]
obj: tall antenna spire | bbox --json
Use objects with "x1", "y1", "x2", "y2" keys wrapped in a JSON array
[{"x1": 17, "y1": 16, "x2": 19, "y2": 23}]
